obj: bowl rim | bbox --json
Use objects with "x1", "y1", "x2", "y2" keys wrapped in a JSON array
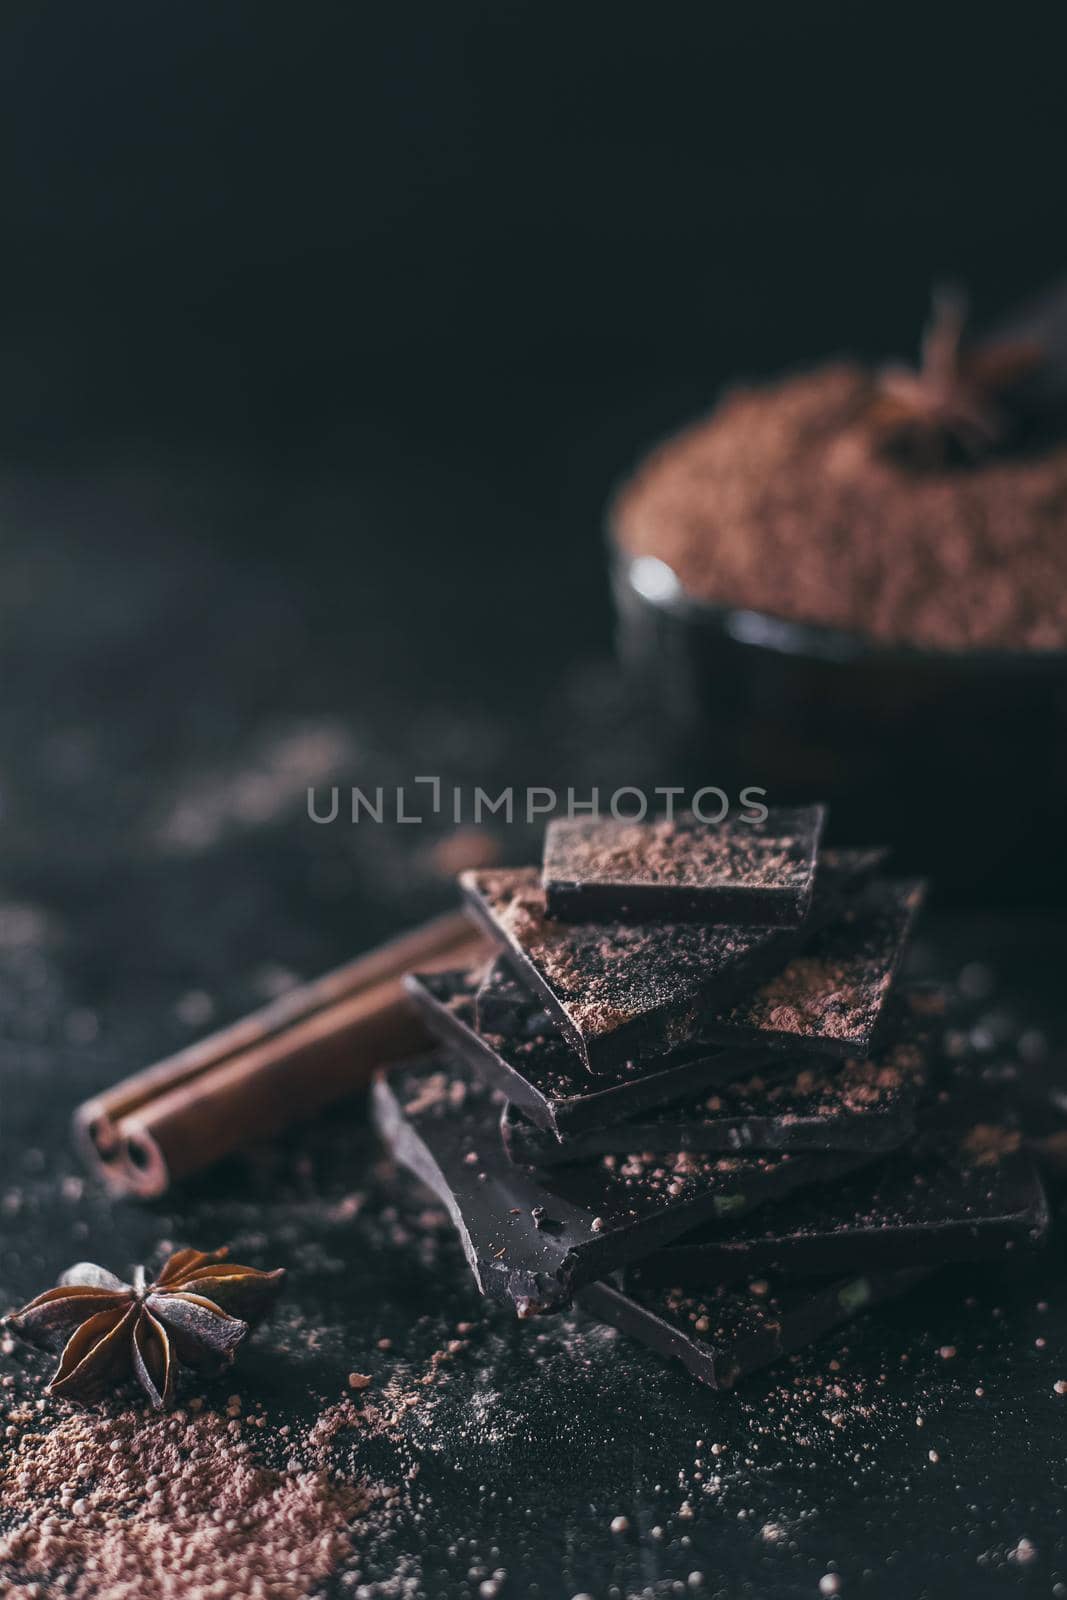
[{"x1": 607, "y1": 535, "x2": 1067, "y2": 675}]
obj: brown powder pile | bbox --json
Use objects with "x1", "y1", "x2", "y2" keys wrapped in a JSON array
[
  {"x1": 0, "y1": 1399, "x2": 372, "y2": 1599},
  {"x1": 613, "y1": 363, "x2": 1067, "y2": 651}
]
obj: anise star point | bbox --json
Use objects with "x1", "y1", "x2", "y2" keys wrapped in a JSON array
[
  {"x1": 871, "y1": 285, "x2": 1042, "y2": 468},
  {"x1": 5, "y1": 1246, "x2": 285, "y2": 1409}
]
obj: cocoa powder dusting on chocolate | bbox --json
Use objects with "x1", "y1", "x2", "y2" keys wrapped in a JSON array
[
  {"x1": 758, "y1": 956, "x2": 890, "y2": 1043},
  {"x1": 720, "y1": 882, "x2": 924, "y2": 1051},
  {"x1": 614, "y1": 363, "x2": 1067, "y2": 651},
  {"x1": 545, "y1": 815, "x2": 804, "y2": 891},
  {"x1": 463, "y1": 868, "x2": 769, "y2": 1043},
  {"x1": 721, "y1": 1036, "x2": 922, "y2": 1120}
]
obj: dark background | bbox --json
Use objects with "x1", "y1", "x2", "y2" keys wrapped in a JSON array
[
  {"x1": 7, "y1": 3, "x2": 1067, "y2": 447},
  {"x1": 3, "y1": 14, "x2": 1067, "y2": 1599},
  {"x1": 4, "y1": 2, "x2": 1066, "y2": 632}
]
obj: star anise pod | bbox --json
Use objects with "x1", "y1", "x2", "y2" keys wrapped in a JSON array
[
  {"x1": 871, "y1": 285, "x2": 1042, "y2": 468},
  {"x1": 4, "y1": 1247, "x2": 285, "y2": 1409}
]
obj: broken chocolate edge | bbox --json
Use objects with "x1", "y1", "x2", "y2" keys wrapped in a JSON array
[
  {"x1": 502, "y1": 1097, "x2": 918, "y2": 1166},
  {"x1": 543, "y1": 878, "x2": 813, "y2": 928},
  {"x1": 577, "y1": 1265, "x2": 932, "y2": 1389}
]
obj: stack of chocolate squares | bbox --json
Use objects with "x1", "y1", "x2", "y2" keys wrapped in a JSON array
[{"x1": 374, "y1": 808, "x2": 1050, "y2": 1389}]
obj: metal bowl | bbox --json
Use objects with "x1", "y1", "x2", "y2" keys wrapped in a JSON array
[{"x1": 609, "y1": 539, "x2": 1067, "y2": 904}]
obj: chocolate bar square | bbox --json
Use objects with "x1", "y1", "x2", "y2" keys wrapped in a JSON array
[{"x1": 543, "y1": 805, "x2": 825, "y2": 925}]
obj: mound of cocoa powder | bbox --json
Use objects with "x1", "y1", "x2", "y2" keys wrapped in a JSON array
[
  {"x1": 613, "y1": 363, "x2": 1067, "y2": 652},
  {"x1": 0, "y1": 1398, "x2": 374, "y2": 1600}
]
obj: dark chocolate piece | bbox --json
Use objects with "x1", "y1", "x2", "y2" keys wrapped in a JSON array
[
  {"x1": 542, "y1": 805, "x2": 825, "y2": 926},
  {"x1": 695, "y1": 878, "x2": 926, "y2": 1058},
  {"x1": 577, "y1": 1267, "x2": 930, "y2": 1390},
  {"x1": 638, "y1": 1111, "x2": 1050, "y2": 1284},
  {"x1": 475, "y1": 957, "x2": 555, "y2": 1038},
  {"x1": 475, "y1": 942, "x2": 923, "y2": 1080},
  {"x1": 372, "y1": 1053, "x2": 873, "y2": 1316},
  {"x1": 404, "y1": 966, "x2": 774, "y2": 1139},
  {"x1": 459, "y1": 848, "x2": 887, "y2": 1073},
  {"x1": 501, "y1": 1022, "x2": 928, "y2": 1165}
]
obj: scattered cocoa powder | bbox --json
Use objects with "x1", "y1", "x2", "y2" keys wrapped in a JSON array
[
  {"x1": 0, "y1": 1322, "x2": 482, "y2": 1600},
  {"x1": 0, "y1": 1400, "x2": 372, "y2": 1600},
  {"x1": 613, "y1": 363, "x2": 1067, "y2": 651}
]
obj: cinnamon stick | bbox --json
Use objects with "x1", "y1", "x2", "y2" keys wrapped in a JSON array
[{"x1": 73, "y1": 910, "x2": 490, "y2": 1200}]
